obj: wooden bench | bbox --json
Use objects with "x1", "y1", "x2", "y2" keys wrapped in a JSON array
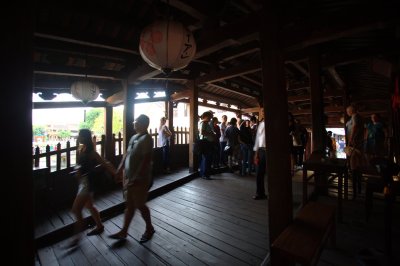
[{"x1": 271, "y1": 202, "x2": 336, "y2": 266}]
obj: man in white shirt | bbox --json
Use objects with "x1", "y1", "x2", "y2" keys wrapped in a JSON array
[{"x1": 253, "y1": 116, "x2": 267, "y2": 200}]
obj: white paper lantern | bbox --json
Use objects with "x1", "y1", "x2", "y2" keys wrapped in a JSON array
[
  {"x1": 71, "y1": 81, "x2": 100, "y2": 104},
  {"x1": 139, "y1": 20, "x2": 196, "y2": 74}
]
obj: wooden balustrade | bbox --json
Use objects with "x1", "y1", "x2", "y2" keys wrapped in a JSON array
[{"x1": 32, "y1": 127, "x2": 189, "y2": 171}]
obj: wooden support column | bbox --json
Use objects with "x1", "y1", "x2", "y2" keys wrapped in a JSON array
[
  {"x1": 104, "y1": 106, "x2": 114, "y2": 163},
  {"x1": 122, "y1": 81, "x2": 135, "y2": 151},
  {"x1": 2, "y1": 3, "x2": 34, "y2": 264},
  {"x1": 309, "y1": 50, "x2": 329, "y2": 196},
  {"x1": 309, "y1": 50, "x2": 326, "y2": 153},
  {"x1": 188, "y1": 80, "x2": 199, "y2": 172},
  {"x1": 167, "y1": 100, "x2": 174, "y2": 145},
  {"x1": 260, "y1": 2, "x2": 292, "y2": 265}
]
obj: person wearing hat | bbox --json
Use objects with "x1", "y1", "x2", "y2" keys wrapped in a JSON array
[
  {"x1": 198, "y1": 111, "x2": 216, "y2": 179},
  {"x1": 109, "y1": 114, "x2": 155, "y2": 242}
]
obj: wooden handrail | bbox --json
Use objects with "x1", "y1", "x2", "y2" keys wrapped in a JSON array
[{"x1": 32, "y1": 127, "x2": 190, "y2": 171}]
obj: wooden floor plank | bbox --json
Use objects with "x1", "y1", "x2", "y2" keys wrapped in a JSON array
[
  {"x1": 147, "y1": 204, "x2": 251, "y2": 265},
  {"x1": 36, "y1": 172, "x2": 269, "y2": 265},
  {"x1": 154, "y1": 196, "x2": 268, "y2": 249},
  {"x1": 110, "y1": 217, "x2": 188, "y2": 266},
  {"x1": 163, "y1": 190, "x2": 268, "y2": 234},
  {"x1": 102, "y1": 220, "x2": 165, "y2": 266},
  {"x1": 148, "y1": 195, "x2": 267, "y2": 260},
  {"x1": 146, "y1": 202, "x2": 262, "y2": 264},
  {"x1": 113, "y1": 215, "x2": 208, "y2": 266},
  {"x1": 51, "y1": 241, "x2": 75, "y2": 266},
  {"x1": 161, "y1": 191, "x2": 267, "y2": 235},
  {"x1": 36, "y1": 246, "x2": 59, "y2": 266},
  {"x1": 85, "y1": 232, "x2": 125, "y2": 265},
  {"x1": 167, "y1": 187, "x2": 267, "y2": 225},
  {"x1": 113, "y1": 207, "x2": 232, "y2": 265}
]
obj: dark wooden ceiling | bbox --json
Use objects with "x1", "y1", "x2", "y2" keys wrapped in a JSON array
[{"x1": 33, "y1": 0, "x2": 400, "y2": 127}]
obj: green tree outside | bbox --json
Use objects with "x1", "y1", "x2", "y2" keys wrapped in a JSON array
[
  {"x1": 79, "y1": 109, "x2": 102, "y2": 131},
  {"x1": 79, "y1": 107, "x2": 123, "y2": 136},
  {"x1": 33, "y1": 126, "x2": 46, "y2": 136},
  {"x1": 58, "y1": 130, "x2": 71, "y2": 140}
]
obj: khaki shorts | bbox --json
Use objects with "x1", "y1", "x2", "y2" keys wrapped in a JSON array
[
  {"x1": 349, "y1": 148, "x2": 362, "y2": 170},
  {"x1": 123, "y1": 180, "x2": 150, "y2": 208}
]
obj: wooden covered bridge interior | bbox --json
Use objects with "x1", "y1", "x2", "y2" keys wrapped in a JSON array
[{"x1": 4, "y1": 0, "x2": 400, "y2": 265}]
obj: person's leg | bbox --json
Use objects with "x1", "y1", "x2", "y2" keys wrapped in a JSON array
[
  {"x1": 254, "y1": 149, "x2": 266, "y2": 199},
  {"x1": 85, "y1": 197, "x2": 104, "y2": 235},
  {"x1": 69, "y1": 193, "x2": 89, "y2": 245},
  {"x1": 109, "y1": 188, "x2": 136, "y2": 239},
  {"x1": 138, "y1": 204, "x2": 155, "y2": 242},
  {"x1": 214, "y1": 142, "x2": 220, "y2": 167},
  {"x1": 200, "y1": 153, "x2": 206, "y2": 177},
  {"x1": 298, "y1": 147, "x2": 305, "y2": 167},
  {"x1": 204, "y1": 150, "x2": 213, "y2": 178},
  {"x1": 248, "y1": 144, "x2": 254, "y2": 175},
  {"x1": 220, "y1": 141, "x2": 227, "y2": 165},
  {"x1": 138, "y1": 204, "x2": 154, "y2": 233},
  {"x1": 240, "y1": 144, "x2": 246, "y2": 175},
  {"x1": 162, "y1": 144, "x2": 170, "y2": 172}
]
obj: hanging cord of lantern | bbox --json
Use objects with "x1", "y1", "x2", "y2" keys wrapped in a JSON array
[{"x1": 163, "y1": 0, "x2": 171, "y2": 93}]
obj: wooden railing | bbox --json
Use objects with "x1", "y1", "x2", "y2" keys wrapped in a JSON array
[{"x1": 32, "y1": 127, "x2": 189, "y2": 171}]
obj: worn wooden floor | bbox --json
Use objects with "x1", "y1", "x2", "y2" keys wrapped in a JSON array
[
  {"x1": 36, "y1": 172, "x2": 269, "y2": 265},
  {"x1": 34, "y1": 168, "x2": 197, "y2": 241},
  {"x1": 35, "y1": 168, "x2": 400, "y2": 265}
]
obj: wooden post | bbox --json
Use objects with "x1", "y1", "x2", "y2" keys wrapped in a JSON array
[
  {"x1": 104, "y1": 105, "x2": 114, "y2": 164},
  {"x1": 167, "y1": 100, "x2": 174, "y2": 145},
  {"x1": 34, "y1": 146, "x2": 40, "y2": 167},
  {"x1": 66, "y1": 141, "x2": 71, "y2": 168},
  {"x1": 260, "y1": 2, "x2": 293, "y2": 265},
  {"x1": 188, "y1": 80, "x2": 199, "y2": 172},
  {"x1": 309, "y1": 50, "x2": 328, "y2": 195},
  {"x1": 56, "y1": 143, "x2": 61, "y2": 171},
  {"x1": 2, "y1": 2, "x2": 34, "y2": 263},
  {"x1": 46, "y1": 145, "x2": 51, "y2": 169},
  {"x1": 309, "y1": 49, "x2": 326, "y2": 153},
  {"x1": 122, "y1": 81, "x2": 135, "y2": 151}
]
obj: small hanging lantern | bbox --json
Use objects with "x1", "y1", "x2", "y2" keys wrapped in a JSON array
[
  {"x1": 71, "y1": 81, "x2": 100, "y2": 104},
  {"x1": 139, "y1": 20, "x2": 196, "y2": 75}
]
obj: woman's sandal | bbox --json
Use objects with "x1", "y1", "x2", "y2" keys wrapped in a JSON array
[
  {"x1": 87, "y1": 226, "x2": 104, "y2": 236},
  {"x1": 66, "y1": 238, "x2": 80, "y2": 249},
  {"x1": 139, "y1": 229, "x2": 155, "y2": 243},
  {"x1": 108, "y1": 232, "x2": 127, "y2": 240}
]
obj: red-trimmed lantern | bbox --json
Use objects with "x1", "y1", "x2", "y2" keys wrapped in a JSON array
[{"x1": 139, "y1": 20, "x2": 196, "y2": 74}]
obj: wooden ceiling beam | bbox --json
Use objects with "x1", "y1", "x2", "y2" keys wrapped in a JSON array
[
  {"x1": 197, "y1": 61, "x2": 261, "y2": 84},
  {"x1": 33, "y1": 101, "x2": 109, "y2": 109},
  {"x1": 34, "y1": 33, "x2": 138, "y2": 57},
  {"x1": 198, "y1": 90, "x2": 244, "y2": 108},
  {"x1": 34, "y1": 63, "x2": 126, "y2": 80},
  {"x1": 132, "y1": 80, "x2": 186, "y2": 92},
  {"x1": 291, "y1": 106, "x2": 343, "y2": 115},
  {"x1": 240, "y1": 75, "x2": 262, "y2": 87},
  {"x1": 216, "y1": 41, "x2": 260, "y2": 63},
  {"x1": 161, "y1": 0, "x2": 207, "y2": 22},
  {"x1": 281, "y1": 7, "x2": 396, "y2": 51},
  {"x1": 288, "y1": 91, "x2": 343, "y2": 103},
  {"x1": 206, "y1": 82, "x2": 258, "y2": 99},
  {"x1": 321, "y1": 40, "x2": 400, "y2": 67},
  {"x1": 149, "y1": 72, "x2": 193, "y2": 81},
  {"x1": 195, "y1": 12, "x2": 260, "y2": 59},
  {"x1": 128, "y1": 64, "x2": 161, "y2": 84},
  {"x1": 169, "y1": 89, "x2": 192, "y2": 101}
]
